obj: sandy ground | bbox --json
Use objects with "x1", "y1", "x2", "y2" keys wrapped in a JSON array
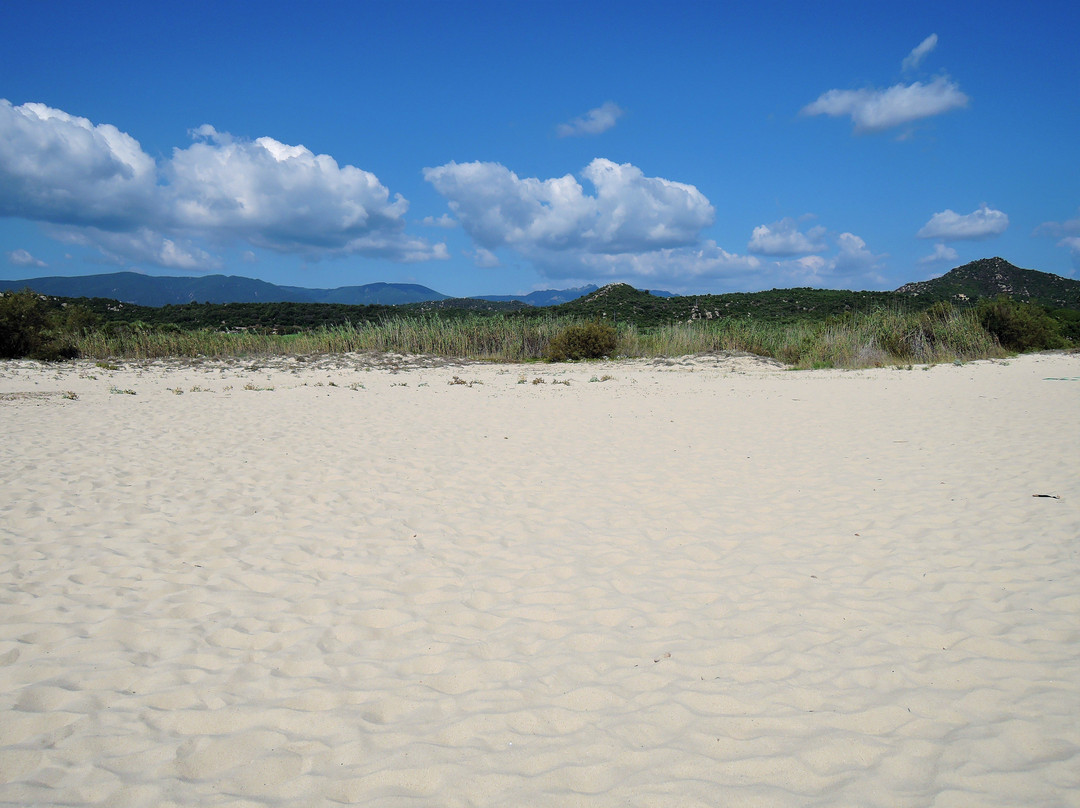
[{"x1": 1, "y1": 351, "x2": 1078, "y2": 807}]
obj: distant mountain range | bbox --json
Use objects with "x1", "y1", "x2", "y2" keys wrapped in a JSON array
[
  {"x1": 0, "y1": 271, "x2": 673, "y2": 308},
  {"x1": 0, "y1": 271, "x2": 451, "y2": 307},
  {"x1": 476, "y1": 285, "x2": 601, "y2": 306},
  {"x1": 1, "y1": 258, "x2": 1076, "y2": 312}
]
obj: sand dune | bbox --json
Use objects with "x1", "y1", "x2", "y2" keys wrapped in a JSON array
[{"x1": 1, "y1": 352, "x2": 1078, "y2": 807}]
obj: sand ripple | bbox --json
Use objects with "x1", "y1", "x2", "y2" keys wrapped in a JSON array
[{"x1": 1, "y1": 353, "x2": 1078, "y2": 806}]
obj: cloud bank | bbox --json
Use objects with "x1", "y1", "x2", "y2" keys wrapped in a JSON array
[
  {"x1": 424, "y1": 158, "x2": 887, "y2": 289},
  {"x1": 0, "y1": 99, "x2": 445, "y2": 269},
  {"x1": 917, "y1": 204, "x2": 1009, "y2": 240},
  {"x1": 556, "y1": 102, "x2": 624, "y2": 137},
  {"x1": 2, "y1": 98, "x2": 897, "y2": 291}
]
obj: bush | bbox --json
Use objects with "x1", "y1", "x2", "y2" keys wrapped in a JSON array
[
  {"x1": 1047, "y1": 308, "x2": 1080, "y2": 344},
  {"x1": 976, "y1": 296, "x2": 1065, "y2": 352},
  {"x1": 0, "y1": 289, "x2": 51, "y2": 358},
  {"x1": 0, "y1": 289, "x2": 82, "y2": 360},
  {"x1": 544, "y1": 321, "x2": 618, "y2": 361}
]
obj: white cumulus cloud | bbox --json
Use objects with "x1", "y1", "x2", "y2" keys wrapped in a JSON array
[
  {"x1": 919, "y1": 243, "x2": 960, "y2": 264},
  {"x1": 556, "y1": 102, "x2": 625, "y2": 137},
  {"x1": 902, "y1": 34, "x2": 938, "y2": 72},
  {"x1": 832, "y1": 232, "x2": 886, "y2": 277},
  {"x1": 422, "y1": 158, "x2": 778, "y2": 289},
  {"x1": 768, "y1": 232, "x2": 886, "y2": 288},
  {"x1": 424, "y1": 158, "x2": 714, "y2": 255},
  {"x1": 0, "y1": 100, "x2": 444, "y2": 269},
  {"x1": 802, "y1": 76, "x2": 968, "y2": 134},
  {"x1": 167, "y1": 125, "x2": 436, "y2": 259},
  {"x1": 917, "y1": 204, "x2": 1009, "y2": 240},
  {"x1": 0, "y1": 99, "x2": 158, "y2": 229},
  {"x1": 747, "y1": 218, "x2": 827, "y2": 256},
  {"x1": 7, "y1": 248, "x2": 47, "y2": 268}
]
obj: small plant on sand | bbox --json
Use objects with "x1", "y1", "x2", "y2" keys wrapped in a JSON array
[
  {"x1": 62, "y1": 390, "x2": 79, "y2": 400},
  {"x1": 348, "y1": 382, "x2": 364, "y2": 391},
  {"x1": 243, "y1": 382, "x2": 273, "y2": 391},
  {"x1": 96, "y1": 361, "x2": 119, "y2": 371},
  {"x1": 532, "y1": 377, "x2": 545, "y2": 385},
  {"x1": 168, "y1": 387, "x2": 184, "y2": 395},
  {"x1": 109, "y1": 386, "x2": 136, "y2": 395},
  {"x1": 544, "y1": 321, "x2": 617, "y2": 361}
]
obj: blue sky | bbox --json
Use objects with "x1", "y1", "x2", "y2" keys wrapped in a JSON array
[{"x1": 2, "y1": 0, "x2": 1078, "y2": 296}]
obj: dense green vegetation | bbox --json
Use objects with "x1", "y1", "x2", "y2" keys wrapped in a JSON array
[
  {"x1": 898, "y1": 257, "x2": 1080, "y2": 310},
  {"x1": 3, "y1": 268, "x2": 1077, "y2": 369},
  {"x1": 63, "y1": 305, "x2": 1010, "y2": 368},
  {"x1": 552, "y1": 283, "x2": 915, "y2": 326},
  {"x1": 544, "y1": 321, "x2": 618, "y2": 361},
  {"x1": 975, "y1": 296, "x2": 1070, "y2": 351},
  {"x1": 0, "y1": 289, "x2": 96, "y2": 360}
]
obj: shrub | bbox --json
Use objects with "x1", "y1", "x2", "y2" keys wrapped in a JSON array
[
  {"x1": 0, "y1": 289, "x2": 80, "y2": 360},
  {"x1": 1047, "y1": 308, "x2": 1080, "y2": 344},
  {"x1": 0, "y1": 289, "x2": 50, "y2": 358},
  {"x1": 976, "y1": 296, "x2": 1065, "y2": 352},
  {"x1": 544, "y1": 321, "x2": 618, "y2": 361}
]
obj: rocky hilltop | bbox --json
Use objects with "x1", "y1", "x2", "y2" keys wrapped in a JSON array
[{"x1": 897, "y1": 257, "x2": 1080, "y2": 309}]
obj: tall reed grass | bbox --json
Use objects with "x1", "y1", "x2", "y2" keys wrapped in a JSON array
[{"x1": 75, "y1": 308, "x2": 1008, "y2": 368}]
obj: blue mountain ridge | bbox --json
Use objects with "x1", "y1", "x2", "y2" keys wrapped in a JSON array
[{"x1": 0, "y1": 271, "x2": 670, "y2": 307}]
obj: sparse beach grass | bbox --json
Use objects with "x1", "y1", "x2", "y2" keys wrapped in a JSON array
[{"x1": 70, "y1": 308, "x2": 1010, "y2": 368}]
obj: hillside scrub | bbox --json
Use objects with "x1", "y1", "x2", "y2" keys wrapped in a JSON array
[
  {"x1": 0, "y1": 289, "x2": 97, "y2": 360},
  {"x1": 976, "y1": 296, "x2": 1066, "y2": 352}
]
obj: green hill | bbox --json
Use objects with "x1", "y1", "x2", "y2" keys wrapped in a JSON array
[
  {"x1": 896, "y1": 257, "x2": 1080, "y2": 310},
  {"x1": 553, "y1": 283, "x2": 912, "y2": 327}
]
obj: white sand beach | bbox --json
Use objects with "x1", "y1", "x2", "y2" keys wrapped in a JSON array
[{"x1": 1, "y1": 351, "x2": 1078, "y2": 807}]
